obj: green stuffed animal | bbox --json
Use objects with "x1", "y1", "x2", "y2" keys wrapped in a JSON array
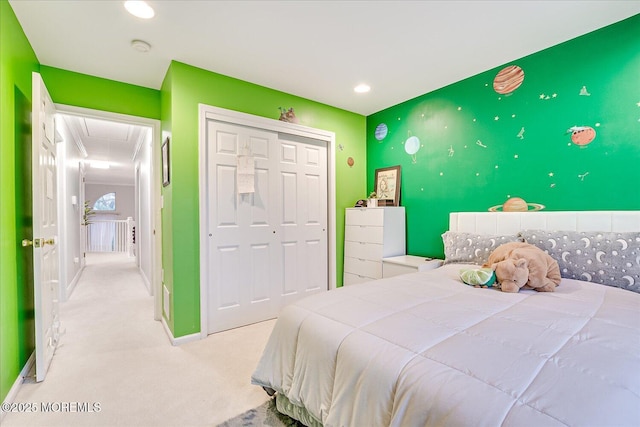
[{"x1": 459, "y1": 268, "x2": 498, "y2": 289}]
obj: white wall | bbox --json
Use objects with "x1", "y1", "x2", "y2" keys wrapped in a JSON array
[
  {"x1": 56, "y1": 117, "x2": 83, "y2": 301},
  {"x1": 134, "y1": 128, "x2": 153, "y2": 292},
  {"x1": 85, "y1": 183, "x2": 135, "y2": 220}
]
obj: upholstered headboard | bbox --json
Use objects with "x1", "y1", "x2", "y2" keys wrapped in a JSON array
[{"x1": 449, "y1": 211, "x2": 640, "y2": 234}]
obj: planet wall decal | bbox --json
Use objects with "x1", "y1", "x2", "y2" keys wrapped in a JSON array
[
  {"x1": 347, "y1": 157, "x2": 354, "y2": 167},
  {"x1": 493, "y1": 65, "x2": 525, "y2": 95},
  {"x1": 488, "y1": 197, "x2": 545, "y2": 212},
  {"x1": 404, "y1": 136, "x2": 420, "y2": 155},
  {"x1": 375, "y1": 123, "x2": 388, "y2": 141},
  {"x1": 568, "y1": 126, "x2": 596, "y2": 146}
]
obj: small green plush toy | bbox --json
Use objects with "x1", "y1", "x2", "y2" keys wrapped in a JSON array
[{"x1": 459, "y1": 268, "x2": 497, "y2": 288}]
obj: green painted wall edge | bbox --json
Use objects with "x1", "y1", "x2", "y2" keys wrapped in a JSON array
[
  {"x1": 39, "y1": 66, "x2": 161, "y2": 120},
  {"x1": 0, "y1": 0, "x2": 40, "y2": 403}
]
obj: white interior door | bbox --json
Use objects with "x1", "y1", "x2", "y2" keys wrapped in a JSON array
[
  {"x1": 205, "y1": 121, "x2": 328, "y2": 334},
  {"x1": 31, "y1": 72, "x2": 60, "y2": 382}
]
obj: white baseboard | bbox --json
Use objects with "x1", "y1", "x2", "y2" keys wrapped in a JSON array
[
  {"x1": 161, "y1": 317, "x2": 201, "y2": 346},
  {"x1": 66, "y1": 265, "x2": 84, "y2": 299},
  {"x1": 139, "y1": 267, "x2": 152, "y2": 296},
  {"x1": 1, "y1": 352, "x2": 35, "y2": 422}
]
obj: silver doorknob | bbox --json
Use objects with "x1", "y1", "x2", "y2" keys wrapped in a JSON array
[{"x1": 22, "y1": 239, "x2": 33, "y2": 247}]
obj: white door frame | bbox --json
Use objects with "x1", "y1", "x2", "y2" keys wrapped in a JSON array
[
  {"x1": 79, "y1": 161, "x2": 86, "y2": 270},
  {"x1": 54, "y1": 104, "x2": 163, "y2": 321},
  {"x1": 198, "y1": 104, "x2": 336, "y2": 338}
]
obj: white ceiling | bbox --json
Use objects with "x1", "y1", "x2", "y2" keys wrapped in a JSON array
[
  {"x1": 10, "y1": 1, "x2": 639, "y2": 117},
  {"x1": 61, "y1": 114, "x2": 147, "y2": 185},
  {"x1": 10, "y1": 1, "x2": 639, "y2": 186}
]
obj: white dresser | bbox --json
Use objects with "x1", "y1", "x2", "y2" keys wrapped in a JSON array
[{"x1": 343, "y1": 207, "x2": 406, "y2": 285}]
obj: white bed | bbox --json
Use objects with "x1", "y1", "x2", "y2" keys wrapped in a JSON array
[{"x1": 251, "y1": 211, "x2": 640, "y2": 426}]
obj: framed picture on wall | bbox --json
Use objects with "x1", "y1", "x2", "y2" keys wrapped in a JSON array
[
  {"x1": 374, "y1": 165, "x2": 401, "y2": 206},
  {"x1": 162, "y1": 137, "x2": 170, "y2": 187}
]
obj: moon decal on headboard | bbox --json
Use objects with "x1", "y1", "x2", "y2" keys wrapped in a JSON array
[{"x1": 617, "y1": 239, "x2": 629, "y2": 250}]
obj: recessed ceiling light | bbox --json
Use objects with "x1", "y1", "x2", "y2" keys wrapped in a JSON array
[
  {"x1": 124, "y1": 1, "x2": 155, "y2": 19},
  {"x1": 354, "y1": 84, "x2": 371, "y2": 94},
  {"x1": 131, "y1": 39, "x2": 151, "y2": 53}
]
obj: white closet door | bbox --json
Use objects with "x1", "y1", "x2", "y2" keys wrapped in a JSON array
[
  {"x1": 278, "y1": 133, "x2": 327, "y2": 307},
  {"x1": 205, "y1": 121, "x2": 328, "y2": 334},
  {"x1": 206, "y1": 121, "x2": 280, "y2": 333}
]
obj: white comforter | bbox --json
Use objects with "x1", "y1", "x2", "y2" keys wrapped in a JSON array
[{"x1": 252, "y1": 264, "x2": 640, "y2": 426}]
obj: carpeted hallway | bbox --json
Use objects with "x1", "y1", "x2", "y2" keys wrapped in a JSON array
[{"x1": 2, "y1": 253, "x2": 274, "y2": 427}]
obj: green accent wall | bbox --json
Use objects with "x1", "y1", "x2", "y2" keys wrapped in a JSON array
[
  {"x1": 367, "y1": 15, "x2": 640, "y2": 259},
  {"x1": 162, "y1": 61, "x2": 365, "y2": 337},
  {"x1": 39, "y1": 66, "x2": 161, "y2": 120},
  {"x1": 0, "y1": 0, "x2": 39, "y2": 403}
]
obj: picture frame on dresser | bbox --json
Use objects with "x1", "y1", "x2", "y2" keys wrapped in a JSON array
[{"x1": 374, "y1": 165, "x2": 401, "y2": 206}]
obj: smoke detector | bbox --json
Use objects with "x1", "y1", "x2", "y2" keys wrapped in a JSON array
[{"x1": 131, "y1": 39, "x2": 151, "y2": 53}]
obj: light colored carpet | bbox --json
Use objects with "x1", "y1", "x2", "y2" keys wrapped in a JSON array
[{"x1": 2, "y1": 253, "x2": 274, "y2": 427}]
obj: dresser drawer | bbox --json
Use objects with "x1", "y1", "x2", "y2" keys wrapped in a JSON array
[
  {"x1": 345, "y1": 208, "x2": 384, "y2": 226},
  {"x1": 343, "y1": 272, "x2": 374, "y2": 286},
  {"x1": 344, "y1": 256, "x2": 382, "y2": 279},
  {"x1": 345, "y1": 225, "x2": 383, "y2": 244},
  {"x1": 344, "y1": 241, "x2": 383, "y2": 261}
]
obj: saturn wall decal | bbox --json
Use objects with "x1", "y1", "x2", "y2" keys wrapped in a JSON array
[{"x1": 488, "y1": 197, "x2": 545, "y2": 212}]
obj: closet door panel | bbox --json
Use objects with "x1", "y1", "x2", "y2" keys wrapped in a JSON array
[
  {"x1": 206, "y1": 121, "x2": 279, "y2": 333},
  {"x1": 205, "y1": 119, "x2": 328, "y2": 334},
  {"x1": 278, "y1": 133, "x2": 327, "y2": 307}
]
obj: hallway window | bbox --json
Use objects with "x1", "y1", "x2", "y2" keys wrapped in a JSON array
[{"x1": 93, "y1": 192, "x2": 116, "y2": 211}]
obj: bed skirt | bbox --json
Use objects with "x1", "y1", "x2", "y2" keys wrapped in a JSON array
[{"x1": 275, "y1": 393, "x2": 323, "y2": 427}]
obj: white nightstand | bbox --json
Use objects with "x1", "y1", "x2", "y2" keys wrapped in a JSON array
[{"x1": 382, "y1": 255, "x2": 443, "y2": 278}]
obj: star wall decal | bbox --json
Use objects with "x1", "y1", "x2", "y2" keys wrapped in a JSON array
[{"x1": 539, "y1": 93, "x2": 558, "y2": 100}]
